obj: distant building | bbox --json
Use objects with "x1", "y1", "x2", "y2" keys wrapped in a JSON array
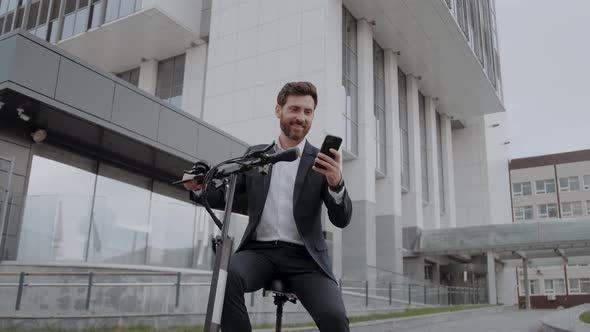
[{"x1": 510, "y1": 149, "x2": 590, "y2": 308}]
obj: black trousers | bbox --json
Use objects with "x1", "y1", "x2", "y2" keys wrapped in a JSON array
[{"x1": 220, "y1": 241, "x2": 349, "y2": 332}]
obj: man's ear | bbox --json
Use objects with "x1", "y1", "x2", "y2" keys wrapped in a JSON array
[{"x1": 275, "y1": 104, "x2": 281, "y2": 118}]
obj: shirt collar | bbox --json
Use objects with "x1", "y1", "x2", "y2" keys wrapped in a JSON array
[{"x1": 275, "y1": 137, "x2": 307, "y2": 158}]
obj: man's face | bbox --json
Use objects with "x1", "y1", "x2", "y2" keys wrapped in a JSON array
[{"x1": 275, "y1": 95, "x2": 315, "y2": 141}]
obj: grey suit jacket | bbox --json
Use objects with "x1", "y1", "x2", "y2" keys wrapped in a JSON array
[{"x1": 190, "y1": 141, "x2": 353, "y2": 282}]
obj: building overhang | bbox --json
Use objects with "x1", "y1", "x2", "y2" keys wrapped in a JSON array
[
  {"x1": 0, "y1": 32, "x2": 246, "y2": 179},
  {"x1": 58, "y1": 7, "x2": 204, "y2": 73},
  {"x1": 416, "y1": 218, "x2": 590, "y2": 266},
  {"x1": 345, "y1": 0, "x2": 505, "y2": 120}
]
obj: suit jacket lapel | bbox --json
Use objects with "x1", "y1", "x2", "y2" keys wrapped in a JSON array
[{"x1": 293, "y1": 141, "x2": 315, "y2": 206}]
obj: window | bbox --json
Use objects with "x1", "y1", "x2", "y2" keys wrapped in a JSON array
[
  {"x1": 559, "y1": 176, "x2": 580, "y2": 192},
  {"x1": 437, "y1": 112, "x2": 445, "y2": 213},
  {"x1": 88, "y1": 163, "x2": 152, "y2": 265},
  {"x1": 156, "y1": 54, "x2": 185, "y2": 108},
  {"x1": 424, "y1": 263, "x2": 434, "y2": 282},
  {"x1": 373, "y1": 41, "x2": 386, "y2": 174},
  {"x1": 14, "y1": 141, "x2": 222, "y2": 270},
  {"x1": 514, "y1": 206, "x2": 533, "y2": 221},
  {"x1": 419, "y1": 92, "x2": 428, "y2": 203},
  {"x1": 561, "y1": 201, "x2": 583, "y2": 218},
  {"x1": 147, "y1": 181, "x2": 200, "y2": 269},
  {"x1": 512, "y1": 181, "x2": 532, "y2": 197},
  {"x1": 342, "y1": 6, "x2": 358, "y2": 155},
  {"x1": 468, "y1": 0, "x2": 483, "y2": 64},
  {"x1": 544, "y1": 279, "x2": 565, "y2": 295},
  {"x1": 569, "y1": 278, "x2": 590, "y2": 294},
  {"x1": 25, "y1": 0, "x2": 40, "y2": 30},
  {"x1": 535, "y1": 179, "x2": 555, "y2": 195},
  {"x1": 399, "y1": 69, "x2": 410, "y2": 191},
  {"x1": 587, "y1": 200, "x2": 590, "y2": 215},
  {"x1": 519, "y1": 279, "x2": 540, "y2": 296},
  {"x1": 105, "y1": 0, "x2": 141, "y2": 23},
  {"x1": 89, "y1": 0, "x2": 105, "y2": 29},
  {"x1": 584, "y1": 175, "x2": 590, "y2": 190},
  {"x1": 0, "y1": 0, "x2": 22, "y2": 35},
  {"x1": 528, "y1": 280, "x2": 540, "y2": 295},
  {"x1": 61, "y1": 0, "x2": 90, "y2": 40},
  {"x1": 538, "y1": 203, "x2": 558, "y2": 219},
  {"x1": 117, "y1": 67, "x2": 140, "y2": 87},
  {"x1": 2, "y1": 0, "x2": 119, "y2": 42},
  {"x1": 455, "y1": 0, "x2": 469, "y2": 39},
  {"x1": 17, "y1": 144, "x2": 97, "y2": 262}
]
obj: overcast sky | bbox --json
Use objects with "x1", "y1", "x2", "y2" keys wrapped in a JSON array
[{"x1": 495, "y1": 0, "x2": 590, "y2": 158}]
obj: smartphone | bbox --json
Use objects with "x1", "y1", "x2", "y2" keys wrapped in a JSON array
[{"x1": 314, "y1": 135, "x2": 343, "y2": 170}]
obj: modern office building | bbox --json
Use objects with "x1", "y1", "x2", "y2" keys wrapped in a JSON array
[
  {"x1": 0, "y1": 0, "x2": 515, "y2": 322},
  {"x1": 510, "y1": 150, "x2": 590, "y2": 308}
]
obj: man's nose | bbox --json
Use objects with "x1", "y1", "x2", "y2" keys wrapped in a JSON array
[{"x1": 295, "y1": 112, "x2": 306, "y2": 122}]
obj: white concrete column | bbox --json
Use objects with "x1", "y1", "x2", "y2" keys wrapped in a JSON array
[
  {"x1": 441, "y1": 115, "x2": 457, "y2": 227},
  {"x1": 344, "y1": 18, "x2": 376, "y2": 202},
  {"x1": 402, "y1": 75, "x2": 423, "y2": 229},
  {"x1": 522, "y1": 258, "x2": 530, "y2": 309},
  {"x1": 138, "y1": 59, "x2": 158, "y2": 95},
  {"x1": 424, "y1": 97, "x2": 440, "y2": 230},
  {"x1": 380, "y1": 50, "x2": 402, "y2": 220},
  {"x1": 341, "y1": 19, "x2": 376, "y2": 282},
  {"x1": 357, "y1": 17, "x2": 376, "y2": 277},
  {"x1": 182, "y1": 43, "x2": 208, "y2": 118},
  {"x1": 487, "y1": 251, "x2": 498, "y2": 304},
  {"x1": 374, "y1": 49, "x2": 403, "y2": 275}
]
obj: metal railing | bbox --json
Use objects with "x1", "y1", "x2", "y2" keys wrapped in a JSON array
[
  {"x1": 0, "y1": 268, "x2": 487, "y2": 314},
  {"x1": 333, "y1": 265, "x2": 488, "y2": 308},
  {"x1": 336, "y1": 278, "x2": 485, "y2": 307},
  {"x1": 0, "y1": 270, "x2": 209, "y2": 311}
]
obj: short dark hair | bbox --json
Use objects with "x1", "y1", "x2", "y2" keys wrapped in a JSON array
[{"x1": 276, "y1": 81, "x2": 318, "y2": 109}]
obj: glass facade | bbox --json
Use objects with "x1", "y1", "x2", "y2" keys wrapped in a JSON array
[
  {"x1": 436, "y1": 112, "x2": 445, "y2": 213},
  {"x1": 342, "y1": 6, "x2": 358, "y2": 155},
  {"x1": 373, "y1": 40, "x2": 386, "y2": 174},
  {"x1": 13, "y1": 143, "x2": 231, "y2": 270},
  {"x1": 104, "y1": 0, "x2": 141, "y2": 23},
  {"x1": 398, "y1": 69, "x2": 410, "y2": 191},
  {"x1": 419, "y1": 92, "x2": 428, "y2": 203},
  {"x1": 0, "y1": 0, "x2": 142, "y2": 42},
  {"x1": 446, "y1": 0, "x2": 502, "y2": 93}
]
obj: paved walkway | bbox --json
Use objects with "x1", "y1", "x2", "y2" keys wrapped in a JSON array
[{"x1": 401, "y1": 309, "x2": 553, "y2": 332}]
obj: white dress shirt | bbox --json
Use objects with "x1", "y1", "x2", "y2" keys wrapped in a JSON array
[{"x1": 255, "y1": 138, "x2": 344, "y2": 245}]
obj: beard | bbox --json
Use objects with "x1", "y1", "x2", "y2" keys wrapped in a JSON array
[{"x1": 279, "y1": 115, "x2": 310, "y2": 141}]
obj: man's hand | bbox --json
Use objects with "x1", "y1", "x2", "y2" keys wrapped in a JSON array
[
  {"x1": 181, "y1": 172, "x2": 203, "y2": 191},
  {"x1": 312, "y1": 148, "x2": 342, "y2": 188}
]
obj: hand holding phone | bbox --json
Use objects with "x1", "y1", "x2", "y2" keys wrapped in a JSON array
[{"x1": 314, "y1": 135, "x2": 342, "y2": 170}]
